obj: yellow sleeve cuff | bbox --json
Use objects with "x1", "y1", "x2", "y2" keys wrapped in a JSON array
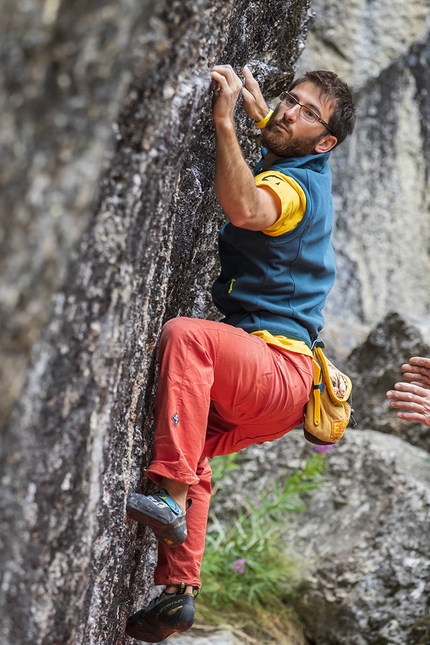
[{"x1": 254, "y1": 109, "x2": 274, "y2": 129}]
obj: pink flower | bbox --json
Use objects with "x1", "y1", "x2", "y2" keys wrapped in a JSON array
[
  {"x1": 231, "y1": 558, "x2": 247, "y2": 574},
  {"x1": 313, "y1": 444, "x2": 335, "y2": 452}
]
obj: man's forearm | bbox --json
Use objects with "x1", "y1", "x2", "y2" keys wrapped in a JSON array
[
  {"x1": 210, "y1": 64, "x2": 279, "y2": 231},
  {"x1": 214, "y1": 121, "x2": 260, "y2": 227}
]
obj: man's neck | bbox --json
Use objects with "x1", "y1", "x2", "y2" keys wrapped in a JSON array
[
  {"x1": 262, "y1": 149, "x2": 325, "y2": 170},
  {"x1": 262, "y1": 150, "x2": 283, "y2": 170}
]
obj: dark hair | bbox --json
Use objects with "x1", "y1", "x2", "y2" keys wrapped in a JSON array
[{"x1": 289, "y1": 70, "x2": 356, "y2": 146}]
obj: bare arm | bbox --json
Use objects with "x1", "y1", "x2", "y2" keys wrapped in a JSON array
[
  {"x1": 386, "y1": 356, "x2": 430, "y2": 427},
  {"x1": 209, "y1": 65, "x2": 280, "y2": 231}
]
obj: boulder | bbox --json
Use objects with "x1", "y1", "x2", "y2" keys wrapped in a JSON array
[
  {"x1": 170, "y1": 627, "x2": 249, "y2": 645},
  {"x1": 298, "y1": 0, "x2": 429, "y2": 91},
  {"x1": 211, "y1": 428, "x2": 430, "y2": 645},
  {"x1": 348, "y1": 311, "x2": 430, "y2": 451}
]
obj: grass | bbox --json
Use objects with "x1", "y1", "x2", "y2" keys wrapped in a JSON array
[{"x1": 197, "y1": 451, "x2": 327, "y2": 643}]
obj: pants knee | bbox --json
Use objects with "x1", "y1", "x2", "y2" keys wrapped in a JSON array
[
  {"x1": 159, "y1": 317, "x2": 199, "y2": 352},
  {"x1": 159, "y1": 317, "x2": 218, "y2": 372},
  {"x1": 161, "y1": 317, "x2": 192, "y2": 340}
]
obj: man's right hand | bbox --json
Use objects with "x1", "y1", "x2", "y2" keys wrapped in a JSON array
[{"x1": 209, "y1": 63, "x2": 281, "y2": 232}]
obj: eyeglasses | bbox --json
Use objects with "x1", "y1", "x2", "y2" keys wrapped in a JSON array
[{"x1": 279, "y1": 91, "x2": 333, "y2": 133}]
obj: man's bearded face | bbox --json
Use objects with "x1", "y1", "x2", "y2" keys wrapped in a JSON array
[{"x1": 261, "y1": 109, "x2": 327, "y2": 158}]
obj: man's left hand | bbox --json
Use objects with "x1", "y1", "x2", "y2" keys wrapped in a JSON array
[{"x1": 210, "y1": 65, "x2": 243, "y2": 125}]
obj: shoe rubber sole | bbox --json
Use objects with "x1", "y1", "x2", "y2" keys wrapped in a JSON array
[
  {"x1": 125, "y1": 593, "x2": 195, "y2": 642},
  {"x1": 126, "y1": 492, "x2": 187, "y2": 548}
]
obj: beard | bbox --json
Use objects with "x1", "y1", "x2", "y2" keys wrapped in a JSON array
[{"x1": 261, "y1": 116, "x2": 325, "y2": 158}]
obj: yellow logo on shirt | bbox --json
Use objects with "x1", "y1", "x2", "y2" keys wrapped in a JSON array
[{"x1": 228, "y1": 278, "x2": 236, "y2": 294}]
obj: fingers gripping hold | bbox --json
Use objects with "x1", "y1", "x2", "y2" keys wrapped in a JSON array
[
  {"x1": 210, "y1": 65, "x2": 244, "y2": 124},
  {"x1": 241, "y1": 65, "x2": 270, "y2": 123}
]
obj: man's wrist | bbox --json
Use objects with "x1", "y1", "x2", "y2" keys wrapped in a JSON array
[
  {"x1": 254, "y1": 109, "x2": 274, "y2": 129},
  {"x1": 213, "y1": 119, "x2": 237, "y2": 135}
]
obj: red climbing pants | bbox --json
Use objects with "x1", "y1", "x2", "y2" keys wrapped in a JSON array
[{"x1": 146, "y1": 317, "x2": 313, "y2": 588}]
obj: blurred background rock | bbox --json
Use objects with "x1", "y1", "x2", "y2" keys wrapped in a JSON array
[{"x1": 0, "y1": 0, "x2": 157, "y2": 428}]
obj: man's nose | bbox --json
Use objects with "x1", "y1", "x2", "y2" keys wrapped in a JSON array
[{"x1": 280, "y1": 102, "x2": 299, "y2": 121}]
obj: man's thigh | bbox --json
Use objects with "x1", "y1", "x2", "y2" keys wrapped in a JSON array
[
  {"x1": 202, "y1": 323, "x2": 312, "y2": 456},
  {"x1": 208, "y1": 323, "x2": 310, "y2": 417}
]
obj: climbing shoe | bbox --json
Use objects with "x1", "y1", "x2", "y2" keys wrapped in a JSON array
[
  {"x1": 126, "y1": 489, "x2": 188, "y2": 548},
  {"x1": 125, "y1": 585, "x2": 196, "y2": 642}
]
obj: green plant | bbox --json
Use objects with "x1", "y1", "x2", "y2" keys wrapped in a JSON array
[{"x1": 198, "y1": 452, "x2": 327, "y2": 641}]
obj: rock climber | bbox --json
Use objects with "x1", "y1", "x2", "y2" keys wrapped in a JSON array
[{"x1": 124, "y1": 63, "x2": 356, "y2": 642}]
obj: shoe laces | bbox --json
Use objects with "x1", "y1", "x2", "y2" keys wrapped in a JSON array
[{"x1": 163, "y1": 582, "x2": 200, "y2": 598}]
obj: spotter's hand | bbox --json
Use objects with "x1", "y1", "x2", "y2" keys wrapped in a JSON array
[
  {"x1": 386, "y1": 356, "x2": 430, "y2": 428},
  {"x1": 401, "y1": 356, "x2": 430, "y2": 389}
]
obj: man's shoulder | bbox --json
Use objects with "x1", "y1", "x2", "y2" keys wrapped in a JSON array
[
  {"x1": 276, "y1": 152, "x2": 331, "y2": 173},
  {"x1": 254, "y1": 151, "x2": 332, "y2": 188}
]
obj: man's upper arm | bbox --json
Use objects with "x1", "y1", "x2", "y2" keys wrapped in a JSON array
[{"x1": 255, "y1": 171, "x2": 307, "y2": 236}]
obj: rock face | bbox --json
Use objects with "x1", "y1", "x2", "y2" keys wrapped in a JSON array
[
  {"x1": 0, "y1": 2, "x2": 312, "y2": 644},
  {"x1": 212, "y1": 429, "x2": 430, "y2": 645},
  {"x1": 0, "y1": 0, "x2": 159, "y2": 428}
]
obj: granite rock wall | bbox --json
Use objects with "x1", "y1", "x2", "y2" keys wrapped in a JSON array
[{"x1": 0, "y1": 2, "x2": 312, "y2": 644}]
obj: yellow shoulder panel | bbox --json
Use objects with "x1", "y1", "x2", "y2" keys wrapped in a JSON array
[{"x1": 255, "y1": 170, "x2": 307, "y2": 237}]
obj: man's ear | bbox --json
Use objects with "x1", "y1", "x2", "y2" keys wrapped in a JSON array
[{"x1": 314, "y1": 134, "x2": 337, "y2": 153}]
